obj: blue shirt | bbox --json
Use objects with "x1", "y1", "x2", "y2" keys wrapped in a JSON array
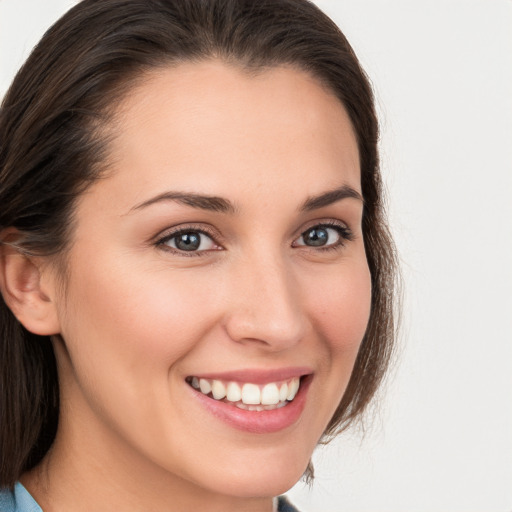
[
  {"x1": 0, "y1": 482, "x2": 299, "y2": 511},
  {"x1": 0, "y1": 483, "x2": 41, "y2": 512}
]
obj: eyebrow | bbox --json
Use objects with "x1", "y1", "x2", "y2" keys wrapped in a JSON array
[
  {"x1": 130, "y1": 191, "x2": 236, "y2": 214},
  {"x1": 300, "y1": 185, "x2": 363, "y2": 211},
  {"x1": 129, "y1": 184, "x2": 362, "y2": 215}
]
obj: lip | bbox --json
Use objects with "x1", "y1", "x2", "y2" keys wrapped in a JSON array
[
  {"x1": 187, "y1": 370, "x2": 313, "y2": 434},
  {"x1": 188, "y1": 366, "x2": 312, "y2": 384}
]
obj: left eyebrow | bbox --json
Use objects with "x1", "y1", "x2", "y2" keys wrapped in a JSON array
[
  {"x1": 129, "y1": 191, "x2": 236, "y2": 214},
  {"x1": 300, "y1": 185, "x2": 364, "y2": 211}
]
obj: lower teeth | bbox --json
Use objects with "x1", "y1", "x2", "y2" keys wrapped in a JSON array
[{"x1": 233, "y1": 400, "x2": 289, "y2": 411}]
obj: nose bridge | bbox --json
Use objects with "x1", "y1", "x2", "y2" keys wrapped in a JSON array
[{"x1": 224, "y1": 248, "x2": 306, "y2": 349}]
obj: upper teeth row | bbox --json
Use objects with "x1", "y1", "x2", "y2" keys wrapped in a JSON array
[{"x1": 190, "y1": 377, "x2": 301, "y2": 405}]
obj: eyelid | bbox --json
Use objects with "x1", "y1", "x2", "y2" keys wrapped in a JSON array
[
  {"x1": 152, "y1": 219, "x2": 354, "y2": 256},
  {"x1": 295, "y1": 219, "x2": 352, "y2": 237},
  {"x1": 154, "y1": 223, "x2": 223, "y2": 255},
  {"x1": 292, "y1": 220, "x2": 354, "y2": 249}
]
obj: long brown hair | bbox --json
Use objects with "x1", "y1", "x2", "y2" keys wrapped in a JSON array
[{"x1": 0, "y1": 0, "x2": 397, "y2": 487}]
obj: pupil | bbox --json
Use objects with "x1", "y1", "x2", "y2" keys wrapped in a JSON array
[
  {"x1": 305, "y1": 228, "x2": 328, "y2": 246},
  {"x1": 176, "y1": 232, "x2": 200, "y2": 251}
]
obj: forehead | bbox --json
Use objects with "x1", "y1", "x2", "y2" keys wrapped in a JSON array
[{"x1": 97, "y1": 60, "x2": 360, "y2": 210}]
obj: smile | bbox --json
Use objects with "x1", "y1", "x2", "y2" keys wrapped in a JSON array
[{"x1": 187, "y1": 376, "x2": 301, "y2": 411}]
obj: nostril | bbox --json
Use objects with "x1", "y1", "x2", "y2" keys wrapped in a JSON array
[{"x1": 223, "y1": 312, "x2": 306, "y2": 350}]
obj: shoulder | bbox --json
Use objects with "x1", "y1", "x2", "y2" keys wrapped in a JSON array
[
  {"x1": 277, "y1": 495, "x2": 301, "y2": 512},
  {"x1": 0, "y1": 483, "x2": 42, "y2": 512}
]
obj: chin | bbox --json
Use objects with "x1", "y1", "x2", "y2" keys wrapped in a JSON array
[
  {"x1": 208, "y1": 463, "x2": 307, "y2": 499},
  {"x1": 191, "y1": 447, "x2": 311, "y2": 499}
]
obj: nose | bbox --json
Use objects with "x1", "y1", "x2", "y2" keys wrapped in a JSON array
[{"x1": 222, "y1": 251, "x2": 307, "y2": 351}]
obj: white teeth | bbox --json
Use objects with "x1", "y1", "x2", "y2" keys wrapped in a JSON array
[
  {"x1": 211, "y1": 380, "x2": 226, "y2": 400},
  {"x1": 287, "y1": 377, "x2": 300, "y2": 401},
  {"x1": 261, "y1": 383, "x2": 280, "y2": 405},
  {"x1": 235, "y1": 401, "x2": 289, "y2": 411},
  {"x1": 241, "y1": 383, "x2": 261, "y2": 405},
  {"x1": 279, "y1": 382, "x2": 289, "y2": 402},
  {"x1": 199, "y1": 378, "x2": 212, "y2": 395},
  {"x1": 226, "y1": 382, "x2": 242, "y2": 402},
  {"x1": 190, "y1": 376, "x2": 303, "y2": 408}
]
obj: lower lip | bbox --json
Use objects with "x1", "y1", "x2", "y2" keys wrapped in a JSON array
[{"x1": 188, "y1": 376, "x2": 312, "y2": 434}]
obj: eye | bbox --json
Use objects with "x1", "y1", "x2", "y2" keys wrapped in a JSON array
[
  {"x1": 158, "y1": 229, "x2": 219, "y2": 253},
  {"x1": 293, "y1": 223, "x2": 352, "y2": 249}
]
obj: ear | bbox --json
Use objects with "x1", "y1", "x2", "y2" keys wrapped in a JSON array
[{"x1": 0, "y1": 235, "x2": 61, "y2": 336}]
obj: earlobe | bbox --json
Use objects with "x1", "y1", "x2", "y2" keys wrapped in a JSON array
[{"x1": 0, "y1": 238, "x2": 61, "y2": 336}]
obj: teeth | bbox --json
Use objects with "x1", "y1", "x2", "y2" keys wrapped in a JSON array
[
  {"x1": 279, "y1": 382, "x2": 289, "y2": 402},
  {"x1": 287, "y1": 377, "x2": 300, "y2": 401},
  {"x1": 241, "y1": 383, "x2": 261, "y2": 405},
  {"x1": 226, "y1": 382, "x2": 242, "y2": 402},
  {"x1": 211, "y1": 380, "x2": 226, "y2": 400},
  {"x1": 261, "y1": 383, "x2": 280, "y2": 405},
  {"x1": 235, "y1": 401, "x2": 289, "y2": 411},
  {"x1": 189, "y1": 376, "x2": 302, "y2": 408},
  {"x1": 199, "y1": 378, "x2": 212, "y2": 395}
]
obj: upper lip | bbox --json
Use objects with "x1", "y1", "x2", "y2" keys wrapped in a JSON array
[{"x1": 187, "y1": 367, "x2": 313, "y2": 384}]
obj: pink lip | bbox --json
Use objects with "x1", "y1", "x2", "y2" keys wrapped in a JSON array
[
  {"x1": 187, "y1": 373, "x2": 313, "y2": 434},
  {"x1": 188, "y1": 366, "x2": 312, "y2": 384}
]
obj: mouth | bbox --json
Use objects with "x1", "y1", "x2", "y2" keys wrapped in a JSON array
[
  {"x1": 185, "y1": 370, "x2": 312, "y2": 434},
  {"x1": 185, "y1": 376, "x2": 301, "y2": 411}
]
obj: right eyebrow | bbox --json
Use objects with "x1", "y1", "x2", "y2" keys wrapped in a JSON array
[
  {"x1": 300, "y1": 184, "x2": 364, "y2": 211},
  {"x1": 128, "y1": 191, "x2": 236, "y2": 214}
]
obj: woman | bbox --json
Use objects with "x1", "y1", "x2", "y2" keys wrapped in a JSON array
[{"x1": 0, "y1": 1, "x2": 397, "y2": 510}]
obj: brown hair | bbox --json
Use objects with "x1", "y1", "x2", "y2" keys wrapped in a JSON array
[{"x1": 0, "y1": 0, "x2": 397, "y2": 487}]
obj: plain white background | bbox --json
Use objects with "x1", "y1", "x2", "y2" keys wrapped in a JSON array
[{"x1": 1, "y1": 1, "x2": 511, "y2": 511}]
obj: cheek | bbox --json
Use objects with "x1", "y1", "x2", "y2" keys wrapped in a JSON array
[
  {"x1": 55, "y1": 254, "x2": 225, "y2": 458},
  {"x1": 63, "y1": 257, "x2": 221, "y2": 369},
  {"x1": 54, "y1": 252, "x2": 224, "y2": 444},
  {"x1": 308, "y1": 259, "x2": 372, "y2": 355},
  {"x1": 304, "y1": 257, "x2": 372, "y2": 417}
]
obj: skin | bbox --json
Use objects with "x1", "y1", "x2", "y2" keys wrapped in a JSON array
[{"x1": 20, "y1": 61, "x2": 371, "y2": 512}]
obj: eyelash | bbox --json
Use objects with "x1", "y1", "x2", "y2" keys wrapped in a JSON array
[
  {"x1": 155, "y1": 224, "x2": 220, "y2": 257},
  {"x1": 296, "y1": 221, "x2": 354, "y2": 252},
  {"x1": 154, "y1": 221, "x2": 354, "y2": 257}
]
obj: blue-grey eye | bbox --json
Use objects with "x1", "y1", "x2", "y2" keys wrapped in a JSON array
[
  {"x1": 164, "y1": 231, "x2": 216, "y2": 252},
  {"x1": 296, "y1": 226, "x2": 343, "y2": 247}
]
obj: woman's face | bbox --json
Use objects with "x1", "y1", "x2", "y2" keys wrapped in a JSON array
[{"x1": 48, "y1": 61, "x2": 371, "y2": 499}]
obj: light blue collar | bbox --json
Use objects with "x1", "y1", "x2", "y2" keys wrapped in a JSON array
[
  {"x1": 0, "y1": 482, "x2": 43, "y2": 512},
  {"x1": 14, "y1": 482, "x2": 42, "y2": 512}
]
